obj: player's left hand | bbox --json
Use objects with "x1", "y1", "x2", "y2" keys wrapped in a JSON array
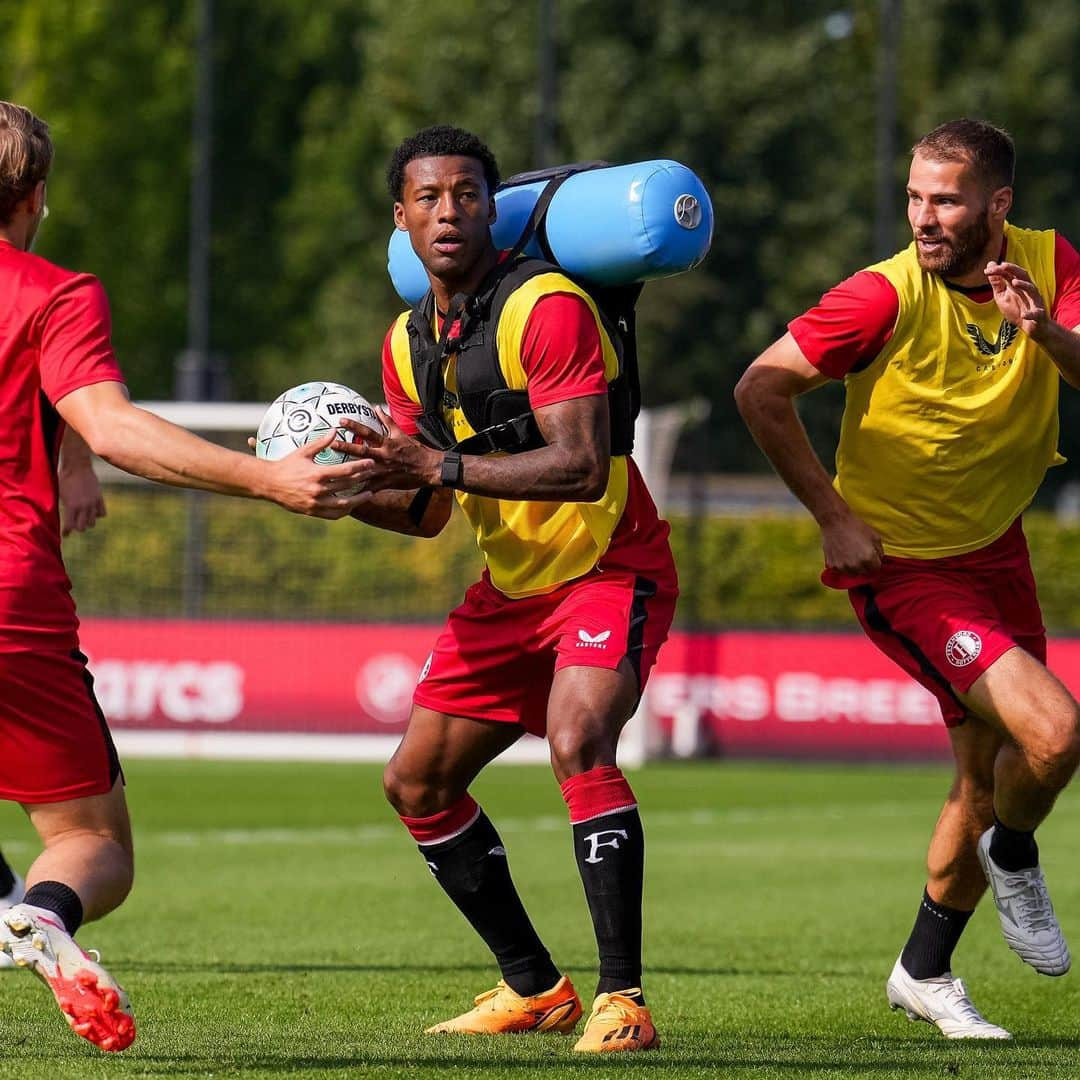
[
  {"x1": 986, "y1": 260, "x2": 1050, "y2": 338},
  {"x1": 58, "y1": 463, "x2": 107, "y2": 536},
  {"x1": 336, "y1": 410, "x2": 442, "y2": 492}
]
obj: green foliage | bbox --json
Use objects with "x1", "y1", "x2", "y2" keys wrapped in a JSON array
[
  {"x1": 63, "y1": 486, "x2": 484, "y2": 620},
  {"x1": 63, "y1": 491, "x2": 1080, "y2": 632},
  {"x1": 5, "y1": 0, "x2": 1080, "y2": 480}
]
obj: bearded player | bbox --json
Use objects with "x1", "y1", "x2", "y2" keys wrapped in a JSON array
[{"x1": 736, "y1": 118, "x2": 1080, "y2": 1039}]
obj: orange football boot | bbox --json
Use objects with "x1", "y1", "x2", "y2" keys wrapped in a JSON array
[
  {"x1": 573, "y1": 989, "x2": 659, "y2": 1052},
  {"x1": 426, "y1": 975, "x2": 582, "y2": 1035}
]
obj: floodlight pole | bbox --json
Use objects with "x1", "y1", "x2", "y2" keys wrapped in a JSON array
[
  {"x1": 178, "y1": 0, "x2": 216, "y2": 617},
  {"x1": 179, "y1": 0, "x2": 215, "y2": 399},
  {"x1": 874, "y1": 0, "x2": 901, "y2": 260},
  {"x1": 536, "y1": 0, "x2": 558, "y2": 167}
]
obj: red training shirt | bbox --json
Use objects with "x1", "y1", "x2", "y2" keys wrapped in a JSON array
[{"x1": 0, "y1": 239, "x2": 125, "y2": 651}]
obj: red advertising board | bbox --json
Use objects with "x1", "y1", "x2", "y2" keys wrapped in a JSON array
[{"x1": 77, "y1": 619, "x2": 1080, "y2": 759}]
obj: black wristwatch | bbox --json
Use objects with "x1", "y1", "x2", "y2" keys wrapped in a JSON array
[{"x1": 440, "y1": 451, "x2": 464, "y2": 489}]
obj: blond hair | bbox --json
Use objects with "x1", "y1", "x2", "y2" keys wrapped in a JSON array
[{"x1": 0, "y1": 102, "x2": 52, "y2": 225}]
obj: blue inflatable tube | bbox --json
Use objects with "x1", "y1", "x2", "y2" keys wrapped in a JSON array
[{"x1": 388, "y1": 159, "x2": 713, "y2": 306}]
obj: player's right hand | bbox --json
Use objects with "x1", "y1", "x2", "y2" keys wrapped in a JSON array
[
  {"x1": 820, "y1": 510, "x2": 884, "y2": 587},
  {"x1": 260, "y1": 432, "x2": 372, "y2": 518}
]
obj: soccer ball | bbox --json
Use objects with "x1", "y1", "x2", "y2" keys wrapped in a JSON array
[{"x1": 255, "y1": 381, "x2": 384, "y2": 464}]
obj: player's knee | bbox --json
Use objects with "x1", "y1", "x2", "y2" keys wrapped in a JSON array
[
  {"x1": 382, "y1": 761, "x2": 450, "y2": 818},
  {"x1": 1022, "y1": 704, "x2": 1080, "y2": 786},
  {"x1": 382, "y1": 761, "x2": 413, "y2": 814},
  {"x1": 548, "y1": 726, "x2": 616, "y2": 780}
]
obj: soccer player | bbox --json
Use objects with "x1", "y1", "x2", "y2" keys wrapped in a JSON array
[
  {"x1": 340, "y1": 125, "x2": 678, "y2": 1052},
  {"x1": 0, "y1": 100, "x2": 373, "y2": 1051},
  {"x1": 735, "y1": 119, "x2": 1080, "y2": 1039}
]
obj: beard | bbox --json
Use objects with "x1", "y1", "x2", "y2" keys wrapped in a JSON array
[{"x1": 916, "y1": 208, "x2": 992, "y2": 277}]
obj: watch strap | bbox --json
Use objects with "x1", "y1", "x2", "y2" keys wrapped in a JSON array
[{"x1": 440, "y1": 451, "x2": 464, "y2": 489}]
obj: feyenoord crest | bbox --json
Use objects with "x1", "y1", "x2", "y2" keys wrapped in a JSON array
[
  {"x1": 673, "y1": 193, "x2": 702, "y2": 229},
  {"x1": 945, "y1": 630, "x2": 982, "y2": 667}
]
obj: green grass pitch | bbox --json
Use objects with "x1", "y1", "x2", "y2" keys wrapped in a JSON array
[{"x1": 1, "y1": 758, "x2": 1078, "y2": 1078}]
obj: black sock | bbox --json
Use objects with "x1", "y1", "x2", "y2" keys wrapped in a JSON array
[
  {"x1": 0, "y1": 851, "x2": 15, "y2": 897},
  {"x1": 420, "y1": 810, "x2": 560, "y2": 997},
  {"x1": 900, "y1": 889, "x2": 973, "y2": 979},
  {"x1": 989, "y1": 813, "x2": 1039, "y2": 872},
  {"x1": 572, "y1": 807, "x2": 645, "y2": 1005},
  {"x1": 22, "y1": 881, "x2": 83, "y2": 935}
]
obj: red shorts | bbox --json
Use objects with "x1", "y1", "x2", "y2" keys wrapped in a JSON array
[
  {"x1": 0, "y1": 648, "x2": 121, "y2": 804},
  {"x1": 413, "y1": 565, "x2": 678, "y2": 737},
  {"x1": 844, "y1": 518, "x2": 1045, "y2": 727}
]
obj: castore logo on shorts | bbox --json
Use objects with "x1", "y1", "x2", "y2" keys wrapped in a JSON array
[{"x1": 577, "y1": 629, "x2": 612, "y2": 649}]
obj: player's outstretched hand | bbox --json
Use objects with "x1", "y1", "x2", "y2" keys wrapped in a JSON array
[
  {"x1": 986, "y1": 260, "x2": 1048, "y2": 337},
  {"x1": 335, "y1": 410, "x2": 442, "y2": 493},
  {"x1": 261, "y1": 432, "x2": 373, "y2": 518},
  {"x1": 59, "y1": 463, "x2": 107, "y2": 536}
]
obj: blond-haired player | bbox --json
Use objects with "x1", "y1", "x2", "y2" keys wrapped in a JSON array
[{"x1": 0, "y1": 101, "x2": 372, "y2": 1051}]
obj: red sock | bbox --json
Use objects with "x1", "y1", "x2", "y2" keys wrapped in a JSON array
[
  {"x1": 399, "y1": 793, "x2": 480, "y2": 845},
  {"x1": 560, "y1": 765, "x2": 637, "y2": 824}
]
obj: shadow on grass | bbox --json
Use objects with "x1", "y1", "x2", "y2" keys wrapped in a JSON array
[
  {"x1": 122, "y1": 960, "x2": 861, "y2": 978},
  {"x1": 110, "y1": 1039, "x2": 1080, "y2": 1076}
]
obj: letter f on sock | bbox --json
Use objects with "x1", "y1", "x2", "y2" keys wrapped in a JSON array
[{"x1": 583, "y1": 828, "x2": 629, "y2": 864}]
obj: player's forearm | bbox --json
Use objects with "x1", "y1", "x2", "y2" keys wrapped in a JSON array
[
  {"x1": 446, "y1": 445, "x2": 608, "y2": 503},
  {"x1": 85, "y1": 405, "x2": 268, "y2": 498},
  {"x1": 1031, "y1": 320, "x2": 1080, "y2": 389},
  {"x1": 58, "y1": 427, "x2": 95, "y2": 474},
  {"x1": 736, "y1": 388, "x2": 851, "y2": 527},
  {"x1": 350, "y1": 487, "x2": 452, "y2": 536}
]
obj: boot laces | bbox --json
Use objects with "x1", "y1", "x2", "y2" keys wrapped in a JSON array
[
  {"x1": 1006, "y1": 871, "x2": 1055, "y2": 932},
  {"x1": 939, "y1": 978, "x2": 986, "y2": 1024}
]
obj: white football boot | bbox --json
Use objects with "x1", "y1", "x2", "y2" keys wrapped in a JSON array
[
  {"x1": 886, "y1": 956, "x2": 1011, "y2": 1039},
  {"x1": 0, "y1": 904, "x2": 135, "y2": 1052},
  {"x1": 977, "y1": 828, "x2": 1071, "y2": 976},
  {"x1": 0, "y1": 869, "x2": 24, "y2": 969}
]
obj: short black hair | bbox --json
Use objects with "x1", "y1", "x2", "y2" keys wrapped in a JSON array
[
  {"x1": 912, "y1": 119, "x2": 1015, "y2": 193},
  {"x1": 386, "y1": 124, "x2": 500, "y2": 202}
]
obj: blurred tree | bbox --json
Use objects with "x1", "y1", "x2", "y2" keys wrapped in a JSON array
[
  {"x1": 258, "y1": 0, "x2": 544, "y2": 400},
  {"x1": 2, "y1": 0, "x2": 1080, "y2": 488},
  {"x1": 1, "y1": 0, "x2": 191, "y2": 395}
]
